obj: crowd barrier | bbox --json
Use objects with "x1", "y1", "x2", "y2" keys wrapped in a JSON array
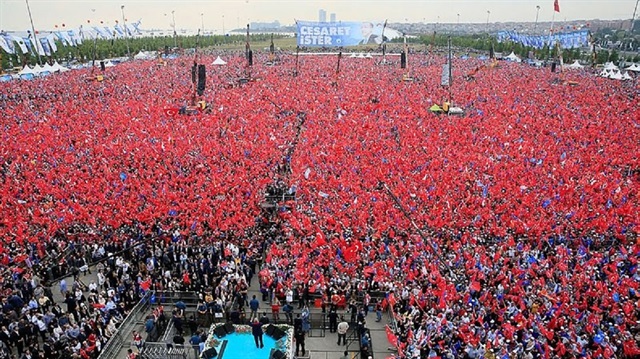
[{"x1": 97, "y1": 291, "x2": 153, "y2": 359}]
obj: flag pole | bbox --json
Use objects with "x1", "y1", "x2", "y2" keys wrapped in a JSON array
[
  {"x1": 448, "y1": 35, "x2": 452, "y2": 104},
  {"x1": 294, "y1": 46, "x2": 299, "y2": 77},
  {"x1": 549, "y1": 8, "x2": 556, "y2": 50},
  {"x1": 403, "y1": 33, "x2": 409, "y2": 77},
  {"x1": 381, "y1": 19, "x2": 388, "y2": 64},
  {"x1": 24, "y1": 0, "x2": 41, "y2": 64}
]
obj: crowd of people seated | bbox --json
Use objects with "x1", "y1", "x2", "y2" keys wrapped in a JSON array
[{"x1": 0, "y1": 50, "x2": 638, "y2": 359}]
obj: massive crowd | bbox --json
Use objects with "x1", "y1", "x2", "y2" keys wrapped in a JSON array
[{"x1": 0, "y1": 51, "x2": 638, "y2": 359}]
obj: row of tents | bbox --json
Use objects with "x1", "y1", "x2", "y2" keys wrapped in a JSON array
[
  {"x1": 1, "y1": 56, "x2": 228, "y2": 82},
  {"x1": 597, "y1": 62, "x2": 638, "y2": 81}
]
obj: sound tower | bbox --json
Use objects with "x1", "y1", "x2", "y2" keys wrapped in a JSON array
[
  {"x1": 400, "y1": 51, "x2": 406, "y2": 69},
  {"x1": 223, "y1": 322, "x2": 235, "y2": 334},
  {"x1": 248, "y1": 49, "x2": 253, "y2": 66},
  {"x1": 191, "y1": 63, "x2": 197, "y2": 84},
  {"x1": 551, "y1": 62, "x2": 557, "y2": 73},
  {"x1": 100, "y1": 61, "x2": 105, "y2": 72},
  {"x1": 164, "y1": 45, "x2": 169, "y2": 56},
  {"x1": 197, "y1": 64, "x2": 206, "y2": 96}
]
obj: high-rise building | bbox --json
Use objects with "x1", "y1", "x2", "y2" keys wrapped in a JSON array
[
  {"x1": 330, "y1": 13, "x2": 336, "y2": 23},
  {"x1": 319, "y1": 9, "x2": 327, "y2": 23}
]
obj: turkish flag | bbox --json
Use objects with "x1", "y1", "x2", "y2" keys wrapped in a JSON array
[
  {"x1": 163, "y1": 107, "x2": 179, "y2": 117},
  {"x1": 554, "y1": 0, "x2": 560, "y2": 12},
  {"x1": 140, "y1": 279, "x2": 151, "y2": 291},
  {"x1": 385, "y1": 325, "x2": 398, "y2": 348}
]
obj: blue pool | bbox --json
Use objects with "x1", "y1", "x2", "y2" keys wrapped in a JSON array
[{"x1": 213, "y1": 332, "x2": 286, "y2": 359}]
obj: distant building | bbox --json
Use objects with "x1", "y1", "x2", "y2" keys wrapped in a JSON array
[
  {"x1": 319, "y1": 9, "x2": 327, "y2": 23},
  {"x1": 249, "y1": 21, "x2": 281, "y2": 31},
  {"x1": 330, "y1": 13, "x2": 336, "y2": 23}
]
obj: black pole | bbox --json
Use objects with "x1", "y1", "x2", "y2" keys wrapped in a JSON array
[
  {"x1": 448, "y1": 36, "x2": 452, "y2": 103},
  {"x1": 90, "y1": 35, "x2": 98, "y2": 73},
  {"x1": 294, "y1": 46, "x2": 299, "y2": 77},
  {"x1": 379, "y1": 182, "x2": 456, "y2": 279},
  {"x1": 25, "y1": 0, "x2": 42, "y2": 64}
]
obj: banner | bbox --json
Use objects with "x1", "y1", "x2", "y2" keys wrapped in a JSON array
[
  {"x1": 128, "y1": 20, "x2": 142, "y2": 35},
  {"x1": 92, "y1": 26, "x2": 109, "y2": 39},
  {"x1": 38, "y1": 37, "x2": 51, "y2": 56},
  {"x1": 496, "y1": 30, "x2": 589, "y2": 49},
  {"x1": 441, "y1": 63, "x2": 450, "y2": 86},
  {"x1": 296, "y1": 20, "x2": 386, "y2": 47},
  {"x1": 46, "y1": 34, "x2": 58, "y2": 53},
  {"x1": 12, "y1": 36, "x2": 28, "y2": 54},
  {"x1": 70, "y1": 29, "x2": 82, "y2": 45},
  {"x1": 114, "y1": 24, "x2": 125, "y2": 37},
  {"x1": 0, "y1": 34, "x2": 15, "y2": 54},
  {"x1": 22, "y1": 36, "x2": 34, "y2": 54}
]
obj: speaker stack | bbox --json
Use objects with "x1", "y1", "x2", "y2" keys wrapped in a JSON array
[
  {"x1": 197, "y1": 64, "x2": 206, "y2": 96},
  {"x1": 202, "y1": 347, "x2": 218, "y2": 359},
  {"x1": 265, "y1": 325, "x2": 286, "y2": 341},
  {"x1": 213, "y1": 325, "x2": 228, "y2": 338},
  {"x1": 270, "y1": 349, "x2": 286, "y2": 359}
]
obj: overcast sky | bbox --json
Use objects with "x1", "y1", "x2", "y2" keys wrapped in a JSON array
[{"x1": 0, "y1": 0, "x2": 636, "y2": 32}]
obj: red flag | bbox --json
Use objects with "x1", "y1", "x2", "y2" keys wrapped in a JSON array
[
  {"x1": 163, "y1": 107, "x2": 179, "y2": 117},
  {"x1": 385, "y1": 325, "x2": 398, "y2": 348},
  {"x1": 314, "y1": 232, "x2": 327, "y2": 247},
  {"x1": 554, "y1": 0, "x2": 560, "y2": 12},
  {"x1": 140, "y1": 279, "x2": 151, "y2": 291}
]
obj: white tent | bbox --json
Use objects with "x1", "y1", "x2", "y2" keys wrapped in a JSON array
[
  {"x1": 622, "y1": 72, "x2": 633, "y2": 80},
  {"x1": 567, "y1": 60, "x2": 584, "y2": 70},
  {"x1": 349, "y1": 53, "x2": 357, "y2": 58},
  {"x1": 32, "y1": 64, "x2": 45, "y2": 74},
  {"x1": 104, "y1": 60, "x2": 116, "y2": 68},
  {"x1": 609, "y1": 70, "x2": 623, "y2": 80},
  {"x1": 365, "y1": 53, "x2": 373, "y2": 59},
  {"x1": 42, "y1": 62, "x2": 55, "y2": 72},
  {"x1": 211, "y1": 56, "x2": 227, "y2": 65},
  {"x1": 18, "y1": 65, "x2": 36, "y2": 76},
  {"x1": 133, "y1": 51, "x2": 149, "y2": 60},
  {"x1": 505, "y1": 52, "x2": 521, "y2": 62},
  {"x1": 603, "y1": 62, "x2": 618, "y2": 71},
  {"x1": 51, "y1": 62, "x2": 69, "y2": 72},
  {"x1": 624, "y1": 63, "x2": 640, "y2": 72}
]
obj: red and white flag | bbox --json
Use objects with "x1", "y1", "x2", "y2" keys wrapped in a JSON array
[
  {"x1": 554, "y1": 0, "x2": 560, "y2": 12},
  {"x1": 163, "y1": 107, "x2": 179, "y2": 117}
]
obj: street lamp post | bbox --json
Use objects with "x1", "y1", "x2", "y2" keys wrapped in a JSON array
[
  {"x1": 121, "y1": 5, "x2": 131, "y2": 58},
  {"x1": 24, "y1": 0, "x2": 41, "y2": 64},
  {"x1": 535, "y1": 5, "x2": 541, "y2": 34},
  {"x1": 486, "y1": 10, "x2": 491, "y2": 32},
  {"x1": 201, "y1": 13, "x2": 205, "y2": 46},
  {"x1": 457, "y1": 13, "x2": 460, "y2": 33},
  {"x1": 172, "y1": 10, "x2": 177, "y2": 47},
  {"x1": 632, "y1": 0, "x2": 639, "y2": 32}
]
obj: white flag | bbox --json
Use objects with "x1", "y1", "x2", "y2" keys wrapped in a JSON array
[
  {"x1": 46, "y1": 34, "x2": 58, "y2": 53},
  {"x1": 0, "y1": 35, "x2": 14, "y2": 54},
  {"x1": 11, "y1": 35, "x2": 29, "y2": 54}
]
